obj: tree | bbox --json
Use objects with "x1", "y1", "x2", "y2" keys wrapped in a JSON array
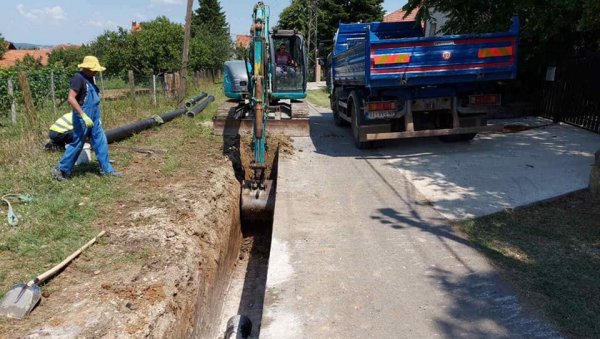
[
  {"x1": 48, "y1": 45, "x2": 88, "y2": 68},
  {"x1": 278, "y1": 0, "x2": 384, "y2": 57},
  {"x1": 14, "y1": 54, "x2": 44, "y2": 70},
  {"x1": 87, "y1": 17, "x2": 184, "y2": 76},
  {"x1": 0, "y1": 33, "x2": 7, "y2": 59},
  {"x1": 191, "y1": 0, "x2": 230, "y2": 70},
  {"x1": 134, "y1": 16, "x2": 184, "y2": 74}
]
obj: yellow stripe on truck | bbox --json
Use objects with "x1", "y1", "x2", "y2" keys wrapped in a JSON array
[{"x1": 373, "y1": 53, "x2": 411, "y2": 65}]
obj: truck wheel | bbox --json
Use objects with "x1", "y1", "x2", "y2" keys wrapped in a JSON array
[
  {"x1": 350, "y1": 91, "x2": 373, "y2": 149},
  {"x1": 332, "y1": 88, "x2": 346, "y2": 126}
]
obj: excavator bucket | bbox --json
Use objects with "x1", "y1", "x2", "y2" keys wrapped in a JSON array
[{"x1": 240, "y1": 179, "x2": 275, "y2": 224}]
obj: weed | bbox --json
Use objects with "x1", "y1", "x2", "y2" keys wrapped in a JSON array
[
  {"x1": 457, "y1": 190, "x2": 600, "y2": 338},
  {"x1": 306, "y1": 88, "x2": 330, "y2": 108}
]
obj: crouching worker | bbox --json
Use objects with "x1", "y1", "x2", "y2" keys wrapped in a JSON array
[
  {"x1": 45, "y1": 112, "x2": 74, "y2": 151},
  {"x1": 51, "y1": 56, "x2": 121, "y2": 181}
]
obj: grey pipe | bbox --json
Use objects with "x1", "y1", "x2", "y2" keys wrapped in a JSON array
[
  {"x1": 185, "y1": 92, "x2": 208, "y2": 108},
  {"x1": 187, "y1": 96, "x2": 215, "y2": 117}
]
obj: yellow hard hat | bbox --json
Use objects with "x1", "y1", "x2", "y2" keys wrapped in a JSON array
[{"x1": 78, "y1": 56, "x2": 106, "y2": 72}]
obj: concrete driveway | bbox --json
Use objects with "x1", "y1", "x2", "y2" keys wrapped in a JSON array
[
  {"x1": 372, "y1": 117, "x2": 600, "y2": 220},
  {"x1": 260, "y1": 106, "x2": 568, "y2": 338}
]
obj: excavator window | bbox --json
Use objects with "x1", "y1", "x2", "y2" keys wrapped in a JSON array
[{"x1": 272, "y1": 36, "x2": 305, "y2": 93}]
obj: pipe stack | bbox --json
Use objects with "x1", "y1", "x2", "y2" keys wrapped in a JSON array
[{"x1": 105, "y1": 92, "x2": 214, "y2": 144}]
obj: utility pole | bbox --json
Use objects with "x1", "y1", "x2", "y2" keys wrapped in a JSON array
[
  {"x1": 179, "y1": 0, "x2": 194, "y2": 105},
  {"x1": 314, "y1": 0, "x2": 320, "y2": 82}
]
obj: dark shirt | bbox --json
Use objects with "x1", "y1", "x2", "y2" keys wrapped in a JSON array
[{"x1": 70, "y1": 72, "x2": 99, "y2": 105}]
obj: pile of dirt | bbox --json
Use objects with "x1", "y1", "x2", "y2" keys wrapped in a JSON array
[{"x1": 0, "y1": 124, "x2": 242, "y2": 338}]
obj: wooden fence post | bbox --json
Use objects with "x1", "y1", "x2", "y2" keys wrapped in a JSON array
[
  {"x1": 194, "y1": 71, "x2": 201, "y2": 87},
  {"x1": 7, "y1": 78, "x2": 17, "y2": 125},
  {"x1": 152, "y1": 74, "x2": 157, "y2": 107},
  {"x1": 18, "y1": 72, "x2": 36, "y2": 127},
  {"x1": 128, "y1": 70, "x2": 135, "y2": 105},
  {"x1": 50, "y1": 71, "x2": 57, "y2": 115}
]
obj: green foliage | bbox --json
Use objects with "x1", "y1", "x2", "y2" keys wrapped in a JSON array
[
  {"x1": 0, "y1": 33, "x2": 6, "y2": 59},
  {"x1": 48, "y1": 45, "x2": 88, "y2": 68},
  {"x1": 278, "y1": 0, "x2": 384, "y2": 57},
  {"x1": 14, "y1": 54, "x2": 44, "y2": 70},
  {"x1": 191, "y1": 0, "x2": 231, "y2": 69},
  {"x1": 134, "y1": 16, "x2": 184, "y2": 74},
  {"x1": 0, "y1": 66, "x2": 74, "y2": 115},
  {"x1": 88, "y1": 17, "x2": 185, "y2": 77}
]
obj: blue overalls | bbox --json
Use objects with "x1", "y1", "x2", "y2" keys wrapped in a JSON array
[{"x1": 58, "y1": 77, "x2": 114, "y2": 176}]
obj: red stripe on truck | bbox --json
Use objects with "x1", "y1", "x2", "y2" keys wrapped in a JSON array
[
  {"x1": 370, "y1": 37, "x2": 516, "y2": 53},
  {"x1": 370, "y1": 61, "x2": 515, "y2": 74}
]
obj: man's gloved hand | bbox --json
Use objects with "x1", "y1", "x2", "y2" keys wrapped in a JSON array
[{"x1": 81, "y1": 113, "x2": 94, "y2": 128}]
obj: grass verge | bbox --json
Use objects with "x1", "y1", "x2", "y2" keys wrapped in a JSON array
[
  {"x1": 0, "y1": 81, "x2": 224, "y2": 300},
  {"x1": 306, "y1": 88, "x2": 330, "y2": 108},
  {"x1": 457, "y1": 190, "x2": 600, "y2": 338}
]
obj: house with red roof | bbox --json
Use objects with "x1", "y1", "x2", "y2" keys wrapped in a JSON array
[{"x1": 384, "y1": 7, "x2": 448, "y2": 37}]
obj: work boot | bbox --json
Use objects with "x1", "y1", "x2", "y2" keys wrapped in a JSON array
[
  {"x1": 106, "y1": 171, "x2": 123, "y2": 178},
  {"x1": 51, "y1": 167, "x2": 69, "y2": 181}
]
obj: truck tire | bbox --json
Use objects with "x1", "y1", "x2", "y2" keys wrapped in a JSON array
[
  {"x1": 350, "y1": 91, "x2": 373, "y2": 149},
  {"x1": 332, "y1": 88, "x2": 347, "y2": 126}
]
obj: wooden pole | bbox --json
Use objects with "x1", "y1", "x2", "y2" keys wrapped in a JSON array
[
  {"x1": 128, "y1": 70, "x2": 135, "y2": 105},
  {"x1": 152, "y1": 74, "x2": 157, "y2": 107},
  {"x1": 50, "y1": 71, "x2": 57, "y2": 115},
  {"x1": 7, "y1": 78, "x2": 17, "y2": 125},
  {"x1": 18, "y1": 72, "x2": 35, "y2": 126},
  {"x1": 179, "y1": 0, "x2": 194, "y2": 105}
]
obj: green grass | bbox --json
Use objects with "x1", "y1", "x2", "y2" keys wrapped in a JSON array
[
  {"x1": 457, "y1": 191, "x2": 600, "y2": 338},
  {"x1": 306, "y1": 88, "x2": 330, "y2": 108},
  {"x1": 0, "y1": 80, "x2": 224, "y2": 299}
]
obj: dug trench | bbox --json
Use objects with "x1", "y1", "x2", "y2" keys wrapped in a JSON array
[{"x1": 0, "y1": 122, "x2": 285, "y2": 338}]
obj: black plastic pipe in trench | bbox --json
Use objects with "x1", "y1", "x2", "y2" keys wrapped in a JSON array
[
  {"x1": 185, "y1": 92, "x2": 207, "y2": 108},
  {"x1": 187, "y1": 95, "x2": 215, "y2": 117}
]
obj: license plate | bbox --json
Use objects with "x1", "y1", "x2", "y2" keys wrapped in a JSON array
[
  {"x1": 368, "y1": 111, "x2": 396, "y2": 119},
  {"x1": 469, "y1": 94, "x2": 500, "y2": 105}
]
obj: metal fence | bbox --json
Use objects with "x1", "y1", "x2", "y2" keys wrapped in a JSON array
[{"x1": 539, "y1": 53, "x2": 600, "y2": 134}]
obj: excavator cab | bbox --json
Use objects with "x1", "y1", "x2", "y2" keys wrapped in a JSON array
[{"x1": 270, "y1": 30, "x2": 307, "y2": 100}]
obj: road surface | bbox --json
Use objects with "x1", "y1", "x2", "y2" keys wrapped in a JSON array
[{"x1": 260, "y1": 105, "x2": 562, "y2": 338}]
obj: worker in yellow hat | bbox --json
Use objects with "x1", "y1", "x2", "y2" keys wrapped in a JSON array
[{"x1": 51, "y1": 56, "x2": 121, "y2": 180}]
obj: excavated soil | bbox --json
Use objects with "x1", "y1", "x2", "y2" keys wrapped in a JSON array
[
  {"x1": 0, "y1": 124, "x2": 242, "y2": 338},
  {"x1": 0, "y1": 119, "x2": 290, "y2": 338}
]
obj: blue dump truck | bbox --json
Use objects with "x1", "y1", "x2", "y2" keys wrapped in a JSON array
[{"x1": 327, "y1": 17, "x2": 519, "y2": 148}]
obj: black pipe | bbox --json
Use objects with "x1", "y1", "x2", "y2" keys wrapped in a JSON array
[
  {"x1": 187, "y1": 96, "x2": 215, "y2": 117},
  {"x1": 105, "y1": 107, "x2": 187, "y2": 143},
  {"x1": 185, "y1": 92, "x2": 208, "y2": 108},
  {"x1": 160, "y1": 107, "x2": 188, "y2": 123}
]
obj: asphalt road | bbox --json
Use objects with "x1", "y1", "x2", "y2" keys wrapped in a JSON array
[{"x1": 260, "y1": 105, "x2": 562, "y2": 338}]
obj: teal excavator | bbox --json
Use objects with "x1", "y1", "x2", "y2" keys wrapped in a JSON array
[{"x1": 215, "y1": 2, "x2": 310, "y2": 220}]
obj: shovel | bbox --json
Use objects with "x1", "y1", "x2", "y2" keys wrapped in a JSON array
[{"x1": 0, "y1": 230, "x2": 105, "y2": 319}]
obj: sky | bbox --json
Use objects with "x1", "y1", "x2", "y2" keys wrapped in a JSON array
[{"x1": 0, "y1": 0, "x2": 407, "y2": 46}]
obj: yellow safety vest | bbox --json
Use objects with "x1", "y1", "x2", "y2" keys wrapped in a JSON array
[{"x1": 49, "y1": 113, "x2": 74, "y2": 134}]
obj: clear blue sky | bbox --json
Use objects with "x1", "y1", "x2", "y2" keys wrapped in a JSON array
[
  {"x1": 0, "y1": 0, "x2": 407, "y2": 46},
  {"x1": 0, "y1": 0, "x2": 406, "y2": 45}
]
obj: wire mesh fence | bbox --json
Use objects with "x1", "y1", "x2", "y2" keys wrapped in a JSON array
[{"x1": 0, "y1": 68, "x2": 222, "y2": 126}]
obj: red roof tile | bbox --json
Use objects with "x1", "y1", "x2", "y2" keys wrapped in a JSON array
[
  {"x1": 0, "y1": 49, "x2": 51, "y2": 68},
  {"x1": 236, "y1": 35, "x2": 251, "y2": 48},
  {"x1": 384, "y1": 8, "x2": 419, "y2": 23}
]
